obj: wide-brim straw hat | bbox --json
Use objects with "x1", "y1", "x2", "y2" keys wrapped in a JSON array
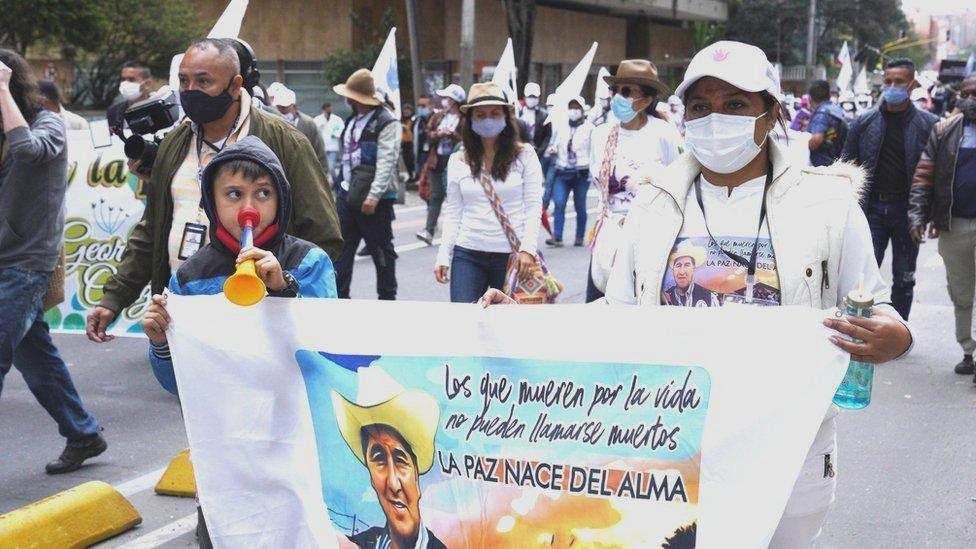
[
  {"x1": 459, "y1": 82, "x2": 510, "y2": 113},
  {"x1": 333, "y1": 68, "x2": 382, "y2": 106},
  {"x1": 669, "y1": 239, "x2": 707, "y2": 267},
  {"x1": 604, "y1": 59, "x2": 669, "y2": 96},
  {"x1": 330, "y1": 366, "x2": 440, "y2": 474}
]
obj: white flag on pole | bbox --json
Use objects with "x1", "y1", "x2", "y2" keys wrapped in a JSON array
[
  {"x1": 169, "y1": 0, "x2": 249, "y2": 94},
  {"x1": 594, "y1": 66, "x2": 611, "y2": 105},
  {"x1": 371, "y1": 28, "x2": 401, "y2": 118},
  {"x1": 966, "y1": 52, "x2": 975, "y2": 77},
  {"x1": 835, "y1": 41, "x2": 853, "y2": 95},
  {"x1": 545, "y1": 42, "x2": 599, "y2": 128},
  {"x1": 491, "y1": 38, "x2": 519, "y2": 106},
  {"x1": 853, "y1": 66, "x2": 869, "y2": 95}
]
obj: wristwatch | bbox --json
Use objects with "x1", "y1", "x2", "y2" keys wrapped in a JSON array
[{"x1": 268, "y1": 271, "x2": 300, "y2": 298}]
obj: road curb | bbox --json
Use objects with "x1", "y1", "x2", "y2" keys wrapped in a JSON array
[
  {"x1": 154, "y1": 448, "x2": 196, "y2": 497},
  {"x1": 0, "y1": 480, "x2": 141, "y2": 548}
]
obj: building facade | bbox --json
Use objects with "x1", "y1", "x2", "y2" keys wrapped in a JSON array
[{"x1": 197, "y1": 0, "x2": 728, "y2": 114}]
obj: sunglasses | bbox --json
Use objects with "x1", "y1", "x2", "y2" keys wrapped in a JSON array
[{"x1": 611, "y1": 85, "x2": 654, "y2": 99}]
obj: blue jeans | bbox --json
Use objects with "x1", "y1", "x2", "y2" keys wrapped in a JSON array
[
  {"x1": 552, "y1": 168, "x2": 590, "y2": 241},
  {"x1": 450, "y1": 246, "x2": 510, "y2": 303},
  {"x1": 865, "y1": 198, "x2": 918, "y2": 320},
  {"x1": 0, "y1": 267, "x2": 100, "y2": 446},
  {"x1": 541, "y1": 155, "x2": 556, "y2": 211}
]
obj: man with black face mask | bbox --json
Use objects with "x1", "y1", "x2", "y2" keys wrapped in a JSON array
[
  {"x1": 909, "y1": 74, "x2": 976, "y2": 379},
  {"x1": 85, "y1": 38, "x2": 342, "y2": 343}
]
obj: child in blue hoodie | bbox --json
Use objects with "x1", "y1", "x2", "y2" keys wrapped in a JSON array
[{"x1": 142, "y1": 136, "x2": 337, "y2": 395}]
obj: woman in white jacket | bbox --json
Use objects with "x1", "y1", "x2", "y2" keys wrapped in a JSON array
[{"x1": 480, "y1": 41, "x2": 913, "y2": 547}]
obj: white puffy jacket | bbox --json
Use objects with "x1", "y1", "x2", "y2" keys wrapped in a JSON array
[{"x1": 605, "y1": 139, "x2": 902, "y2": 320}]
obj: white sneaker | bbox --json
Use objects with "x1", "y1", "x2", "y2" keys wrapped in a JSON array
[{"x1": 415, "y1": 230, "x2": 433, "y2": 246}]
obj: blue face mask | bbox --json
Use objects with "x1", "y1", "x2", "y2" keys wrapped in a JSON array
[
  {"x1": 883, "y1": 86, "x2": 910, "y2": 105},
  {"x1": 611, "y1": 94, "x2": 639, "y2": 124},
  {"x1": 471, "y1": 117, "x2": 507, "y2": 138},
  {"x1": 417, "y1": 107, "x2": 430, "y2": 117}
]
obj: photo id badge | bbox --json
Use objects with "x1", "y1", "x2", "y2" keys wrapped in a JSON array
[{"x1": 178, "y1": 222, "x2": 207, "y2": 260}]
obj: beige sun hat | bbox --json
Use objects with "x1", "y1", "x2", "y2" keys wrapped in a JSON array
[
  {"x1": 333, "y1": 68, "x2": 382, "y2": 106},
  {"x1": 459, "y1": 82, "x2": 511, "y2": 113}
]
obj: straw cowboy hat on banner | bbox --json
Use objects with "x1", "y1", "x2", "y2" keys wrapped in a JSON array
[{"x1": 331, "y1": 366, "x2": 440, "y2": 474}]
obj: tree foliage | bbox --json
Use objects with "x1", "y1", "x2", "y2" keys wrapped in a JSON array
[
  {"x1": 72, "y1": 0, "x2": 202, "y2": 108},
  {"x1": 725, "y1": 0, "x2": 913, "y2": 67},
  {"x1": 0, "y1": 0, "x2": 106, "y2": 54},
  {"x1": 322, "y1": 7, "x2": 412, "y2": 99}
]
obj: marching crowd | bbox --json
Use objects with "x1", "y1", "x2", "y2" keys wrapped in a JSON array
[{"x1": 1, "y1": 31, "x2": 975, "y2": 547}]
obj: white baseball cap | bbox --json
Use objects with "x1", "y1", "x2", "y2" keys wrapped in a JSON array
[
  {"x1": 272, "y1": 87, "x2": 296, "y2": 107},
  {"x1": 524, "y1": 82, "x2": 541, "y2": 97},
  {"x1": 545, "y1": 93, "x2": 557, "y2": 107},
  {"x1": 266, "y1": 81, "x2": 286, "y2": 96},
  {"x1": 675, "y1": 41, "x2": 780, "y2": 100},
  {"x1": 436, "y1": 84, "x2": 467, "y2": 104},
  {"x1": 568, "y1": 95, "x2": 587, "y2": 110}
]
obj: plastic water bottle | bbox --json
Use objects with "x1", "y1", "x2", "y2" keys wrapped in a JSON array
[{"x1": 833, "y1": 287, "x2": 875, "y2": 409}]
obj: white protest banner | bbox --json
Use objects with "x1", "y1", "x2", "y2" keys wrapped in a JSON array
[
  {"x1": 372, "y1": 28, "x2": 401, "y2": 118},
  {"x1": 166, "y1": 296, "x2": 848, "y2": 548},
  {"x1": 43, "y1": 131, "x2": 148, "y2": 336}
]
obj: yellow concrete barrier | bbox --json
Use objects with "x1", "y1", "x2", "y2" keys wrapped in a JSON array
[
  {"x1": 0, "y1": 480, "x2": 141, "y2": 548},
  {"x1": 154, "y1": 448, "x2": 196, "y2": 497}
]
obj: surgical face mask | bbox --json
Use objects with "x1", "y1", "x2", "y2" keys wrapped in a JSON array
[
  {"x1": 958, "y1": 97, "x2": 976, "y2": 121},
  {"x1": 471, "y1": 117, "x2": 507, "y2": 138},
  {"x1": 568, "y1": 108, "x2": 584, "y2": 122},
  {"x1": 524, "y1": 97, "x2": 539, "y2": 109},
  {"x1": 611, "y1": 94, "x2": 639, "y2": 124},
  {"x1": 883, "y1": 86, "x2": 910, "y2": 105},
  {"x1": 417, "y1": 106, "x2": 430, "y2": 117},
  {"x1": 180, "y1": 79, "x2": 236, "y2": 125},
  {"x1": 441, "y1": 97, "x2": 452, "y2": 109},
  {"x1": 119, "y1": 80, "x2": 143, "y2": 102},
  {"x1": 684, "y1": 112, "x2": 769, "y2": 174}
]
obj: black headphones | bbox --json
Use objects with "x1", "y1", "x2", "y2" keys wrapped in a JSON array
[{"x1": 222, "y1": 38, "x2": 261, "y2": 91}]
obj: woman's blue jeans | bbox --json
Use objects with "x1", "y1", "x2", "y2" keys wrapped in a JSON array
[
  {"x1": 552, "y1": 168, "x2": 590, "y2": 241},
  {"x1": 450, "y1": 246, "x2": 510, "y2": 303}
]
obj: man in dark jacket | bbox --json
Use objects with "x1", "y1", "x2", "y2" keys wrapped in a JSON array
[
  {"x1": 517, "y1": 82, "x2": 552, "y2": 160},
  {"x1": 842, "y1": 58, "x2": 938, "y2": 320},
  {"x1": 272, "y1": 87, "x2": 330, "y2": 178},
  {"x1": 333, "y1": 69, "x2": 401, "y2": 300},
  {"x1": 909, "y1": 75, "x2": 976, "y2": 378},
  {"x1": 107, "y1": 61, "x2": 152, "y2": 132},
  {"x1": 86, "y1": 38, "x2": 342, "y2": 342}
]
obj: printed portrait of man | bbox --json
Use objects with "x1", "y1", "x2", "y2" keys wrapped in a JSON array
[
  {"x1": 331, "y1": 367, "x2": 446, "y2": 549},
  {"x1": 663, "y1": 241, "x2": 717, "y2": 307}
]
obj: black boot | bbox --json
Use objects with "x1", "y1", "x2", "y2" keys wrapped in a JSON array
[
  {"x1": 45, "y1": 434, "x2": 107, "y2": 475},
  {"x1": 546, "y1": 238, "x2": 563, "y2": 247},
  {"x1": 954, "y1": 355, "x2": 974, "y2": 375}
]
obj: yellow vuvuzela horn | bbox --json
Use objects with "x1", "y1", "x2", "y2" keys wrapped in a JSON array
[{"x1": 223, "y1": 207, "x2": 266, "y2": 306}]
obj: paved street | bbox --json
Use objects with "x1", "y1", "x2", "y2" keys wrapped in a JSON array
[{"x1": 1, "y1": 192, "x2": 973, "y2": 547}]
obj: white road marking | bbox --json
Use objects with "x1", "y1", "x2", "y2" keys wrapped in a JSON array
[
  {"x1": 115, "y1": 512, "x2": 197, "y2": 548},
  {"x1": 115, "y1": 467, "x2": 167, "y2": 497}
]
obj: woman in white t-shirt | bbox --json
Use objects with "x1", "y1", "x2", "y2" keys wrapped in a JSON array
[
  {"x1": 480, "y1": 41, "x2": 914, "y2": 547},
  {"x1": 586, "y1": 60, "x2": 682, "y2": 302},
  {"x1": 434, "y1": 82, "x2": 543, "y2": 303}
]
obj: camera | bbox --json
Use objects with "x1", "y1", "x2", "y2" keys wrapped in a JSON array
[{"x1": 116, "y1": 87, "x2": 181, "y2": 176}]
